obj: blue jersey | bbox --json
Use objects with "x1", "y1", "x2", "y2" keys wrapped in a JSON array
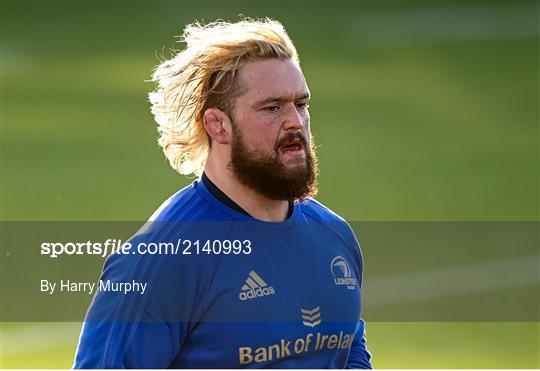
[{"x1": 74, "y1": 179, "x2": 372, "y2": 368}]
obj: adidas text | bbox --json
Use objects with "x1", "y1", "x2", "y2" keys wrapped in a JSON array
[{"x1": 239, "y1": 286, "x2": 275, "y2": 300}]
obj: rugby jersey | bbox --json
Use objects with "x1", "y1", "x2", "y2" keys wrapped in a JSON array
[{"x1": 74, "y1": 178, "x2": 372, "y2": 368}]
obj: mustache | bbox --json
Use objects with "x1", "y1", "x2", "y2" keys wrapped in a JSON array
[{"x1": 276, "y1": 132, "x2": 307, "y2": 149}]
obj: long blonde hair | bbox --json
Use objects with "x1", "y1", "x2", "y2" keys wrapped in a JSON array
[{"x1": 149, "y1": 18, "x2": 299, "y2": 176}]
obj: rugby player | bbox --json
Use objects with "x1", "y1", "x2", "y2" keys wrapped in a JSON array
[{"x1": 74, "y1": 18, "x2": 372, "y2": 368}]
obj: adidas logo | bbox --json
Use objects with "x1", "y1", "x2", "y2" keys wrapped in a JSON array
[
  {"x1": 239, "y1": 271, "x2": 276, "y2": 301},
  {"x1": 301, "y1": 306, "x2": 321, "y2": 327}
]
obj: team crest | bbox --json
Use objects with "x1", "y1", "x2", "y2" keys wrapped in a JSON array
[{"x1": 330, "y1": 256, "x2": 357, "y2": 290}]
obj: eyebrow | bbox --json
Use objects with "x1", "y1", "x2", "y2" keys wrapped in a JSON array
[{"x1": 253, "y1": 92, "x2": 311, "y2": 107}]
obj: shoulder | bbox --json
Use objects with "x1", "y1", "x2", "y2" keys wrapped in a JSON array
[
  {"x1": 105, "y1": 180, "x2": 235, "y2": 283},
  {"x1": 301, "y1": 198, "x2": 355, "y2": 242},
  {"x1": 147, "y1": 181, "x2": 207, "y2": 222},
  {"x1": 301, "y1": 197, "x2": 346, "y2": 223},
  {"x1": 147, "y1": 180, "x2": 237, "y2": 222},
  {"x1": 300, "y1": 198, "x2": 362, "y2": 260}
]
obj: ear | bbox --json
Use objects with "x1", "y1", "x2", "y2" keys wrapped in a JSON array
[{"x1": 203, "y1": 108, "x2": 231, "y2": 145}]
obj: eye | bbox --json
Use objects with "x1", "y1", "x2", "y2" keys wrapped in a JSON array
[
  {"x1": 265, "y1": 105, "x2": 280, "y2": 113},
  {"x1": 296, "y1": 102, "x2": 309, "y2": 110}
]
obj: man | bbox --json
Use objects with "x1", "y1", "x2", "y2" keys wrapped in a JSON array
[{"x1": 74, "y1": 18, "x2": 372, "y2": 368}]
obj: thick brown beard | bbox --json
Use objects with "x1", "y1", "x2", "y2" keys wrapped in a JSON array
[{"x1": 229, "y1": 126, "x2": 318, "y2": 201}]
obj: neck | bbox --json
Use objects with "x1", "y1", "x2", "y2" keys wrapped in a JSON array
[{"x1": 203, "y1": 160, "x2": 290, "y2": 222}]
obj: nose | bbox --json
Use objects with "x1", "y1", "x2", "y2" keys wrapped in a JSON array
[{"x1": 282, "y1": 104, "x2": 305, "y2": 131}]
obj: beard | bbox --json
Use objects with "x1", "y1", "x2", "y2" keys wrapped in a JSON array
[{"x1": 230, "y1": 126, "x2": 318, "y2": 201}]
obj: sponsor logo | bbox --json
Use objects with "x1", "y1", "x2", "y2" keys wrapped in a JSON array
[
  {"x1": 239, "y1": 270, "x2": 276, "y2": 301},
  {"x1": 238, "y1": 331, "x2": 355, "y2": 364},
  {"x1": 301, "y1": 306, "x2": 321, "y2": 327},
  {"x1": 330, "y1": 256, "x2": 357, "y2": 290}
]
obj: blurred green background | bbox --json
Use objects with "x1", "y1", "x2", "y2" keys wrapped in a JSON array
[{"x1": 1, "y1": 0, "x2": 538, "y2": 368}]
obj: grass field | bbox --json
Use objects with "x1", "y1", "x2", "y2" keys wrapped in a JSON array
[{"x1": 1, "y1": 0, "x2": 538, "y2": 368}]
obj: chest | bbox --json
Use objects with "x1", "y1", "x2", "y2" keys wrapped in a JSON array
[
  {"x1": 209, "y1": 224, "x2": 361, "y2": 322},
  {"x1": 173, "y1": 226, "x2": 362, "y2": 368},
  {"x1": 199, "y1": 226, "x2": 361, "y2": 336}
]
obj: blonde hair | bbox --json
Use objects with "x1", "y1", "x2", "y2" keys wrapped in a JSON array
[{"x1": 148, "y1": 18, "x2": 299, "y2": 176}]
